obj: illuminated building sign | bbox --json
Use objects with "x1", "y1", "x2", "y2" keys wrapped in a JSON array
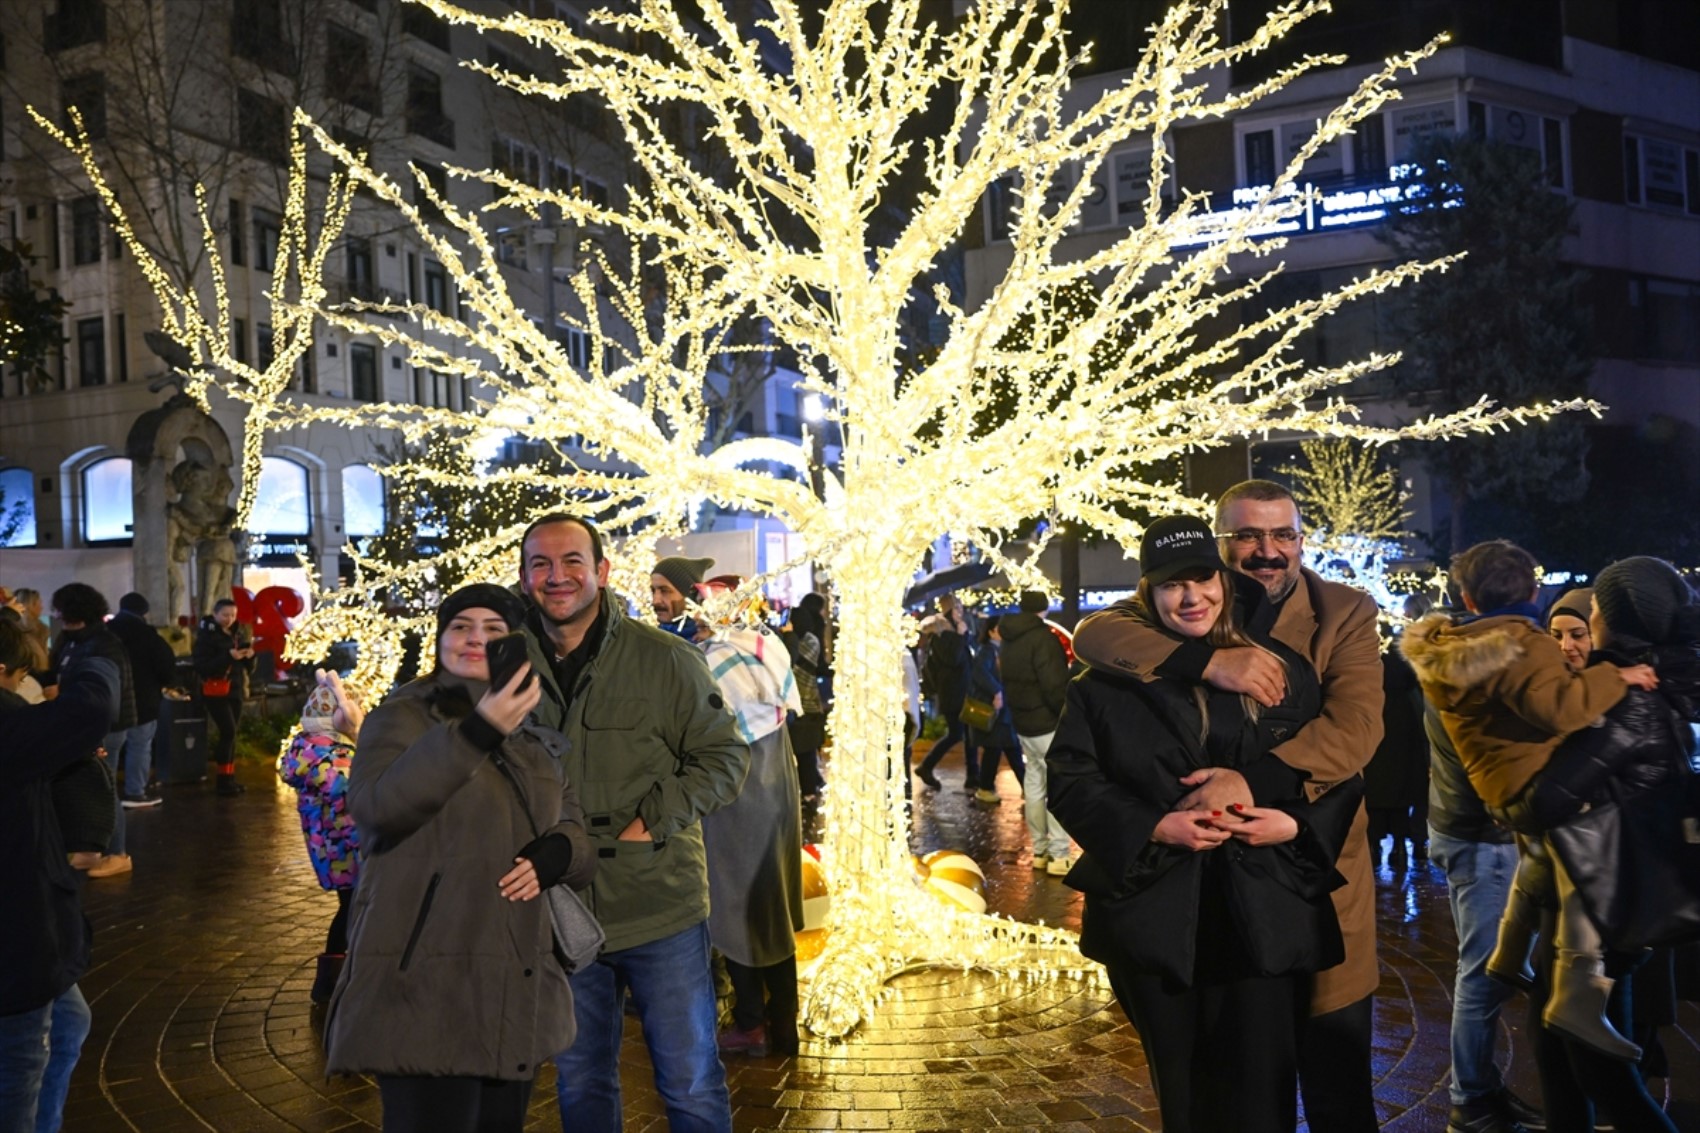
[{"x1": 1169, "y1": 168, "x2": 1448, "y2": 249}]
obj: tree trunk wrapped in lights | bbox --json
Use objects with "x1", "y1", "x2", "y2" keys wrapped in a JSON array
[{"x1": 35, "y1": 0, "x2": 1601, "y2": 1037}]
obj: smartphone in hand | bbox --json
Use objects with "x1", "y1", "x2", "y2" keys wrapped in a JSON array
[{"x1": 485, "y1": 631, "x2": 531, "y2": 692}]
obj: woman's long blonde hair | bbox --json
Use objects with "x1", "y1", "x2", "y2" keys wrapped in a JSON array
[{"x1": 1132, "y1": 567, "x2": 1283, "y2": 736}]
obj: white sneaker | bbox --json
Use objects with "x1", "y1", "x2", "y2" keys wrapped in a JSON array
[{"x1": 1045, "y1": 856, "x2": 1074, "y2": 877}]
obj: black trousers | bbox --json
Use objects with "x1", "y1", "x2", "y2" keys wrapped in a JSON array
[
  {"x1": 325, "y1": 887, "x2": 352, "y2": 955},
  {"x1": 205, "y1": 694, "x2": 240, "y2": 772},
  {"x1": 1110, "y1": 967, "x2": 1304, "y2": 1133},
  {"x1": 1296, "y1": 995, "x2": 1378, "y2": 1133},
  {"x1": 376, "y1": 1074, "x2": 533, "y2": 1133},
  {"x1": 726, "y1": 955, "x2": 800, "y2": 1054},
  {"x1": 917, "y1": 716, "x2": 979, "y2": 784}
]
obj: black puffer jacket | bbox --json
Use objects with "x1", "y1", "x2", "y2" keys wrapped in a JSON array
[
  {"x1": 997, "y1": 612, "x2": 1071, "y2": 736},
  {"x1": 1048, "y1": 638, "x2": 1360, "y2": 987},
  {"x1": 50, "y1": 624, "x2": 135, "y2": 732},
  {"x1": 1529, "y1": 644, "x2": 1700, "y2": 828}
]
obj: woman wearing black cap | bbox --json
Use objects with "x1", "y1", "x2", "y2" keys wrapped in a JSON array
[
  {"x1": 1047, "y1": 515, "x2": 1360, "y2": 1133},
  {"x1": 1514, "y1": 558, "x2": 1698, "y2": 1133},
  {"x1": 326, "y1": 584, "x2": 595, "y2": 1132}
]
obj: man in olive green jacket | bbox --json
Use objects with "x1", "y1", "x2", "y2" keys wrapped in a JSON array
[{"x1": 517, "y1": 514, "x2": 749, "y2": 1133}]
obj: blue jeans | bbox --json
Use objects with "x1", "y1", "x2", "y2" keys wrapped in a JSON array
[
  {"x1": 553, "y1": 921, "x2": 730, "y2": 1133},
  {"x1": 0, "y1": 984, "x2": 91, "y2": 1133},
  {"x1": 111, "y1": 721, "x2": 158, "y2": 798},
  {"x1": 1429, "y1": 827, "x2": 1518, "y2": 1106}
]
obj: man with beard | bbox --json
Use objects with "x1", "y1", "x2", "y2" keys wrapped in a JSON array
[
  {"x1": 1071, "y1": 479, "x2": 1384, "y2": 1131},
  {"x1": 515, "y1": 514, "x2": 749, "y2": 1133}
]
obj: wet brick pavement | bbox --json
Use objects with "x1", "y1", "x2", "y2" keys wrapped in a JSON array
[{"x1": 62, "y1": 742, "x2": 1698, "y2": 1131}]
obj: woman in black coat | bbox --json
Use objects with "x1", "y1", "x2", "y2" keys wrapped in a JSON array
[
  {"x1": 191, "y1": 598, "x2": 255, "y2": 796},
  {"x1": 968, "y1": 618, "x2": 1025, "y2": 804},
  {"x1": 1515, "y1": 557, "x2": 1698, "y2": 1133},
  {"x1": 1047, "y1": 517, "x2": 1359, "y2": 1133}
]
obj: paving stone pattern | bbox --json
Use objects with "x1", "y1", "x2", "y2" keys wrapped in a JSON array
[{"x1": 63, "y1": 744, "x2": 1697, "y2": 1131}]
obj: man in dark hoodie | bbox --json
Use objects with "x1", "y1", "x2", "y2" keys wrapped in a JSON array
[
  {"x1": 997, "y1": 591, "x2": 1077, "y2": 874},
  {"x1": 106, "y1": 592, "x2": 180, "y2": 810},
  {"x1": 0, "y1": 617, "x2": 120, "y2": 1132}
]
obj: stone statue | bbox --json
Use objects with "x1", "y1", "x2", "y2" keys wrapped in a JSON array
[{"x1": 166, "y1": 455, "x2": 238, "y2": 620}]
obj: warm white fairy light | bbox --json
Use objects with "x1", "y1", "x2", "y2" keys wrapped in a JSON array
[{"x1": 40, "y1": 0, "x2": 1606, "y2": 1037}]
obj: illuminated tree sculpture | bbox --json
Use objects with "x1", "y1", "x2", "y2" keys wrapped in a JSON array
[
  {"x1": 39, "y1": 0, "x2": 1601, "y2": 1036},
  {"x1": 1289, "y1": 438, "x2": 1415, "y2": 618}
]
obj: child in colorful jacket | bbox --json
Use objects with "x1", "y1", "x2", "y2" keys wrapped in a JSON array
[{"x1": 278, "y1": 669, "x2": 364, "y2": 1004}]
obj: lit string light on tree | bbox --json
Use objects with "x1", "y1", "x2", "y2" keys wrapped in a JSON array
[{"x1": 36, "y1": 0, "x2": 1606, "y2": 1037}]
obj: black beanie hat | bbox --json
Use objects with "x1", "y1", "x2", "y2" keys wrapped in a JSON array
[
  {"x1": 1018, "y1": 590, "x2": 1050, "y2": 615},
  {"x1": 1593, "y1": 557, "x2": 1696, "y2": 648},
  {"x1": 435, "y1": 583, "x2": 526, "y2": 640},
  {"x1": 652, "y1": 556, "x2": 714, "y2": 600}
]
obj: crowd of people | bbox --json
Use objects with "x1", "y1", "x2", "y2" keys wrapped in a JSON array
[{"x1": 4, "y1": 486, "x2": 1696, "y2": 1133}]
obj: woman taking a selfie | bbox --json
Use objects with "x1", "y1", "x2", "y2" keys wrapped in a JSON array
[
  {"x1": 1047, "y1": 516, "x2": 1360, "y2": 1133},
  {"x1": 326, "y1": 584, "x2": 593, "y2": 1133}
]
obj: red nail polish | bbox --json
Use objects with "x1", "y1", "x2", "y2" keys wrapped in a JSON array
[{"x1": 1212, "y1": 810, "x2": 1222, "y2": 816}]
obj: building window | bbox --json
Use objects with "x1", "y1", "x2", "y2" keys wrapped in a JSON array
[
  {"x1": 984, "y1": 175, "x2": 1018, "y2": 243},
  {"x1": 1389, "y1": 102, "x2": 1459, "y2": 164},
  {"x1": 251, "y1": 455, "x2": 311, "y2": 536},
  {"x1": 349, "y1": 342, "x2": 378, "y2": 401},
  {"x1": 1630, "y1": 277, "x2": 1700, "y2": 364},
  {"x1": 341, "y1": 464, "x2": 385, "y2": 538},
  {"x1": 61, "y1": 72, "x2": 106, "y2": 140},
  {"x1": 414, "y1": 163, "x2": 448, "y2": 224},
  {"x1": 229, "y1": 198, "x2": 245, "y2": 265},
  {"x1": 1242, "y1": 129, "x2": 1276, "y2": 188},
  {"x1": 82, "y1": 456, "x2": 132, "y2": 543},
  {"x1": 70, "y1": 195, "x2": 102, "y2": 265},
  {"x1": 406, "y1": 69, "x2": 454, "y2": 148},
  {"x1": 562, "y1": 326, "x2": 590, "y2": 369},
  {"x1": 76, "y1": 316, "x2": 105, "y2": 386},
  {"x1": 257, "y1": 322, "x2": 275, "y2": 371},
  {"x1": 45, "y1": 0, "x2": 105, "y2": 53},
  {"x1": 232, "y1": 0, "x2": 293, "y2": 73},
  {"x1": 253, "y1": 207, "x2": 281, "y2": 271},
  {"x1": 495, "y1": 227, "x2": 528, "y2": 269},
  {"x1": 238, "y1": 88, "x2": 289, "y2": 165},
  {"x1": 423, "y1": 260, "x2": 450, "y2": 315},
  {"x1": 0, "y1": 467, "x2": 37, "y2": 547},
  {"x1": 1467, "y1": 100, "x2": 1566, "y2": 189},
  {"x1": 401, "y1": 5, "x2": 451, "y2": 51},
  {"x1": 344, "y1": 236, "x2": 374, "y2": 301},
  {"x1": 1624, "y1": 135, "x2": 1700, "y2": 215},
  {"x1": 326, "y1": 24, "x2": 378, "y2": 114},
  {"x1": 233, "y1": 317, "x2": 248, "y2": 364}
]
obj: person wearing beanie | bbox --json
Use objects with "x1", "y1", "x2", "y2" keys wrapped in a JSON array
[
  {"x1": 1507, "y1": 556, "x2": 1699, "y2": 1131},
  {"x1": 277, "y1": 669, "x2": 366, "y2": 1005},
  {"x1": 997, "y1": 589, "x2": 1077, "y2": 875},
  {"x1": 1546, "y1": 587, "x2": 1595, "y2": 673},
  {"x1": 1401, "y1": 541, "x2": 1660, "y2": 1067},
  {"x1": 107, "y1": 590, "x2": 180, "y2": 812},
  {"x1": 651, "y1": 555, "x2": 715, "y2": 638},
  {"x1": 327, "y1": 584, "x2": 593, "y2": 1130}
]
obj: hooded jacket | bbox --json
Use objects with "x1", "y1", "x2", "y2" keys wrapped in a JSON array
[
  {"x1": 1048, "y1": 644, "x2": 1358, "y2": 987},
  {"x1": 326, "y1": 669, "x2": 593, "y2": 1079},
  {"x1": 998, "y1": 611, "x2": 1071, "y2": 736},
  {"x1": 1399, "y1": 612, "x2": 1626, "y2": 808},
  {"x1": 522, "y1": 590, "x2": 749, "y2": 953}
]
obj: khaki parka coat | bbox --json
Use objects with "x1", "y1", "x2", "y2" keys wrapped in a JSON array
[
  {"x1": 1072, "y1": 567, "x2": 1384, "y2": 1015},
  {"x1": 521, "y1": 592, "x2": 750, "y2": 954},
  {"x1": 325, "y1": 670, "x2": 594, "y2": 1080}
]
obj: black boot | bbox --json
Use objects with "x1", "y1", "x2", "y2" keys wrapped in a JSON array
[
  {"x1": 311, "y1": 953, "x2": 345, "y2": 1005},
  {"x1": 216, "y1": 773, "x2": 246, "y2": 797}
]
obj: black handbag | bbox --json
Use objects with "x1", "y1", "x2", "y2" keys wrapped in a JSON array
[
  {"x1": 1546, "y1": 741, "x2": 1700, "y2": 952},
  {"x1": 491, "y1": 752, "x2": 605, "y2": 974}
]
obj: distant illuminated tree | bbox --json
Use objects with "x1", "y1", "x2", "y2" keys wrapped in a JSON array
[{"x1": 40, "y1": 0, "x2": 1598, "y2": 1036}]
